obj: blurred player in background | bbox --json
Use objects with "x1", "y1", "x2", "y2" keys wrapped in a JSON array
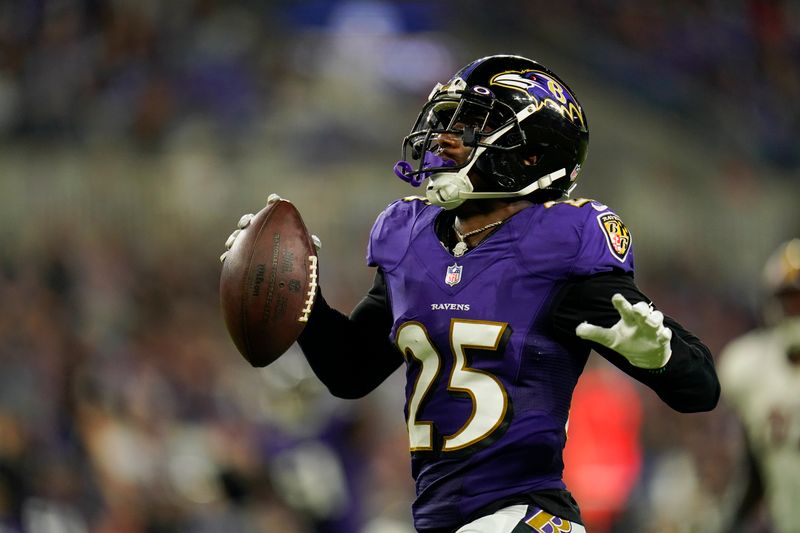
[
  {"x1": 227, "y1": 54, "x2": 720, "y2": 532},
  {"x1": 718, "y1": 238, "x2": 800, "y2": 533}
]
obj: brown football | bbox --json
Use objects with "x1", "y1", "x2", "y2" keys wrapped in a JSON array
[{"x1": 219, "y1": 199, "x2": 318, "y2": 367}]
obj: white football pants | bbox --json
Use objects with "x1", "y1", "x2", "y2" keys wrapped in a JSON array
[{"x1": 455, "y1": 504, "x2": 587, "y2": 533}]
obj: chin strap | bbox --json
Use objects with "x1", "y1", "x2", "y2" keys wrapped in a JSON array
[{"x1": 459, "y1": 168, "x2": 567, "y2": 200}]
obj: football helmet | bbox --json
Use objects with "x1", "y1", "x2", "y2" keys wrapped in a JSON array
[
  {"x1": 394, "y1": 54, "x2": 589, "y2": 209},
  {"x1": 762, "y1": 238, "x2": 800, "y2": 324}
]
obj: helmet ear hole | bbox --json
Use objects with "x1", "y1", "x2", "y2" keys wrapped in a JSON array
[
  {"x1": 496, "y1": 174, "x2": 516, "y2": 189},
  {"x1": 475, "y1": 152, "x2": 526, "y2": 191}
]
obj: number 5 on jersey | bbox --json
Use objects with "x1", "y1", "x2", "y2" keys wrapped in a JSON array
[{"x1": 396, "y1": 319, "x2": 510, "y2": 453}]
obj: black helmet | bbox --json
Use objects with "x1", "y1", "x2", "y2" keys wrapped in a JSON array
[{"x1": 394, "y1": 54, "x2": 589, "y2": 209}]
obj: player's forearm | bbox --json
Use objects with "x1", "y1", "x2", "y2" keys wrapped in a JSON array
[
  {"x1": 550, "y1": 272, "x2": 720, "y2": 412},
  {"x1": 298, "y1": 288, "x2": 402, "y2": 399},
  {"x1": 600, "y1": 318, "x2": 720, "y2": 412}
]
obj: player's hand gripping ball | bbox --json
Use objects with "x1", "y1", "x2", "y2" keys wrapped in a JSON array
[{"x1": 219, "y1": 194, "x2": 320, "y2": 367}]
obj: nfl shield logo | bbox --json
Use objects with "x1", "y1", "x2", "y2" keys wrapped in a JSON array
[{"x1": 445, "y1": 263, "x2": 463, "y2": 286}]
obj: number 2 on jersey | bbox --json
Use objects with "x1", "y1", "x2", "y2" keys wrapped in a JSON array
[{"x1": 396, "y1": 319, "x2": 510, "y2": 453}]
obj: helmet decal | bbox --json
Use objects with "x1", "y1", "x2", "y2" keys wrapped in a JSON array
[
  {"x1": 491, "y1": 70, "x2": 586, "y2": 129},
  {"x1": 490, "y1": 70, "x2": 547, "y2": 93}
]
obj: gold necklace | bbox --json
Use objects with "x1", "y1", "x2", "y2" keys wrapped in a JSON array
[{"x1": 452, "y1": 220, "x2": 505, "y2": 257}]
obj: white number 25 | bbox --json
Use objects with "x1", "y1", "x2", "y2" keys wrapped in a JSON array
[{"x1": 396, "y1": 319, "x2": 510, "y2": 453}]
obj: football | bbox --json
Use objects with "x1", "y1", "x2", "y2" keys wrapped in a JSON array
[{"x1": 219, "y1": 198, "x2": 318, "y2": 367}]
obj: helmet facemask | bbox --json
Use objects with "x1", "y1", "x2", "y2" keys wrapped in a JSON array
[
  {"x1": 394, "y1": 56, "x2": 588, "y2": 209},
  {"x1": 395, "y1": 81, "x2": 538, "y2": 209}
]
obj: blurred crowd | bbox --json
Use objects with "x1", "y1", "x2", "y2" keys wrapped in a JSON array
[
  {"x1": 2, "y1": 0, "x2": 798, "y2": 170},
  {"x1": 0, "y1": 0, "x2": 798, "y2": 532},
  {"x1": 507, "y1": 0, "x2": 800, "y2": 172}
]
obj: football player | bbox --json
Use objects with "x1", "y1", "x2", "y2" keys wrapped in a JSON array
[
  {"x1": 718, "y1": 238, "x2": 800, "y2": 533},
  {"x1": 227, "y1": 54, "x2": 720, "y2": 532}
]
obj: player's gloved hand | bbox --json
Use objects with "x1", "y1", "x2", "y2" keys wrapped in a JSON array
[
  {"x1": 575, "y1": 293, "x2": 672, "y2": 369},
  {"x1": 220, "y1": 194, "x2": 321, "y2": 263},
  {"x1": 219, "y1": 210, "x2": 255, "y2": 263}
]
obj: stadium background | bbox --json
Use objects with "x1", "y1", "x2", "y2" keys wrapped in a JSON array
[{"x1": 0, "y1": 1, "x2": 797, "y2": 531}]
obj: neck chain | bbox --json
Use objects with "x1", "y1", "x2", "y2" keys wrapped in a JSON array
[{"x1": 452, "y1": 219, "x2": 505, "y2": 257}]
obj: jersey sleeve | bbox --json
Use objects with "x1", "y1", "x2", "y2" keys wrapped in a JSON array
[
  {"x1": 549, "y1": 272, "x2": 719, "y2": 413},
  {"x1": 571, "y1": 200, "x2": 635, "y2": 276},
  {"x1": 516, "y1": 199, "x2": 635, "y2": 280},
  {"x1": 367, "y1": 196, "x2": 432, "y2": 272}
]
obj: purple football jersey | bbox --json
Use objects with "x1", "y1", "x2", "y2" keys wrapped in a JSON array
[{"x1": 367, "y1": 197, "x2": 634, "y2": 529}]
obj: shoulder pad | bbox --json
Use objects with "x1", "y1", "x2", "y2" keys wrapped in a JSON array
[
  {"x1": 367, "y1": 197, "x2": 436, "y2": 270},
  {"x1": 542, "y1": 197, "x2": 600, "y2": 209},
  {"x1": 517, "y1": 200, "x2": 634, "y2": 277},
  {"x1": 575, "y1": 201, "x2": 634, "y2": 274}
]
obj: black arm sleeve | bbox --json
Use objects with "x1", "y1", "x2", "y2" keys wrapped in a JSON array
[
  {"x1": 549, "y1": 272, "x2": 720, "y2": 413},
  {"x1": 297, "y1": 270, "x2": 403, "y2": 399}
]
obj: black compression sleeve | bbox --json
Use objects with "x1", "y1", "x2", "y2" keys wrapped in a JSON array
[
  {"x1": 549, "y1": 273, "x2": 720, "y2": 413},
  {"x1": 297, "y1": 270, "x2": 403, "y2": 399}
]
